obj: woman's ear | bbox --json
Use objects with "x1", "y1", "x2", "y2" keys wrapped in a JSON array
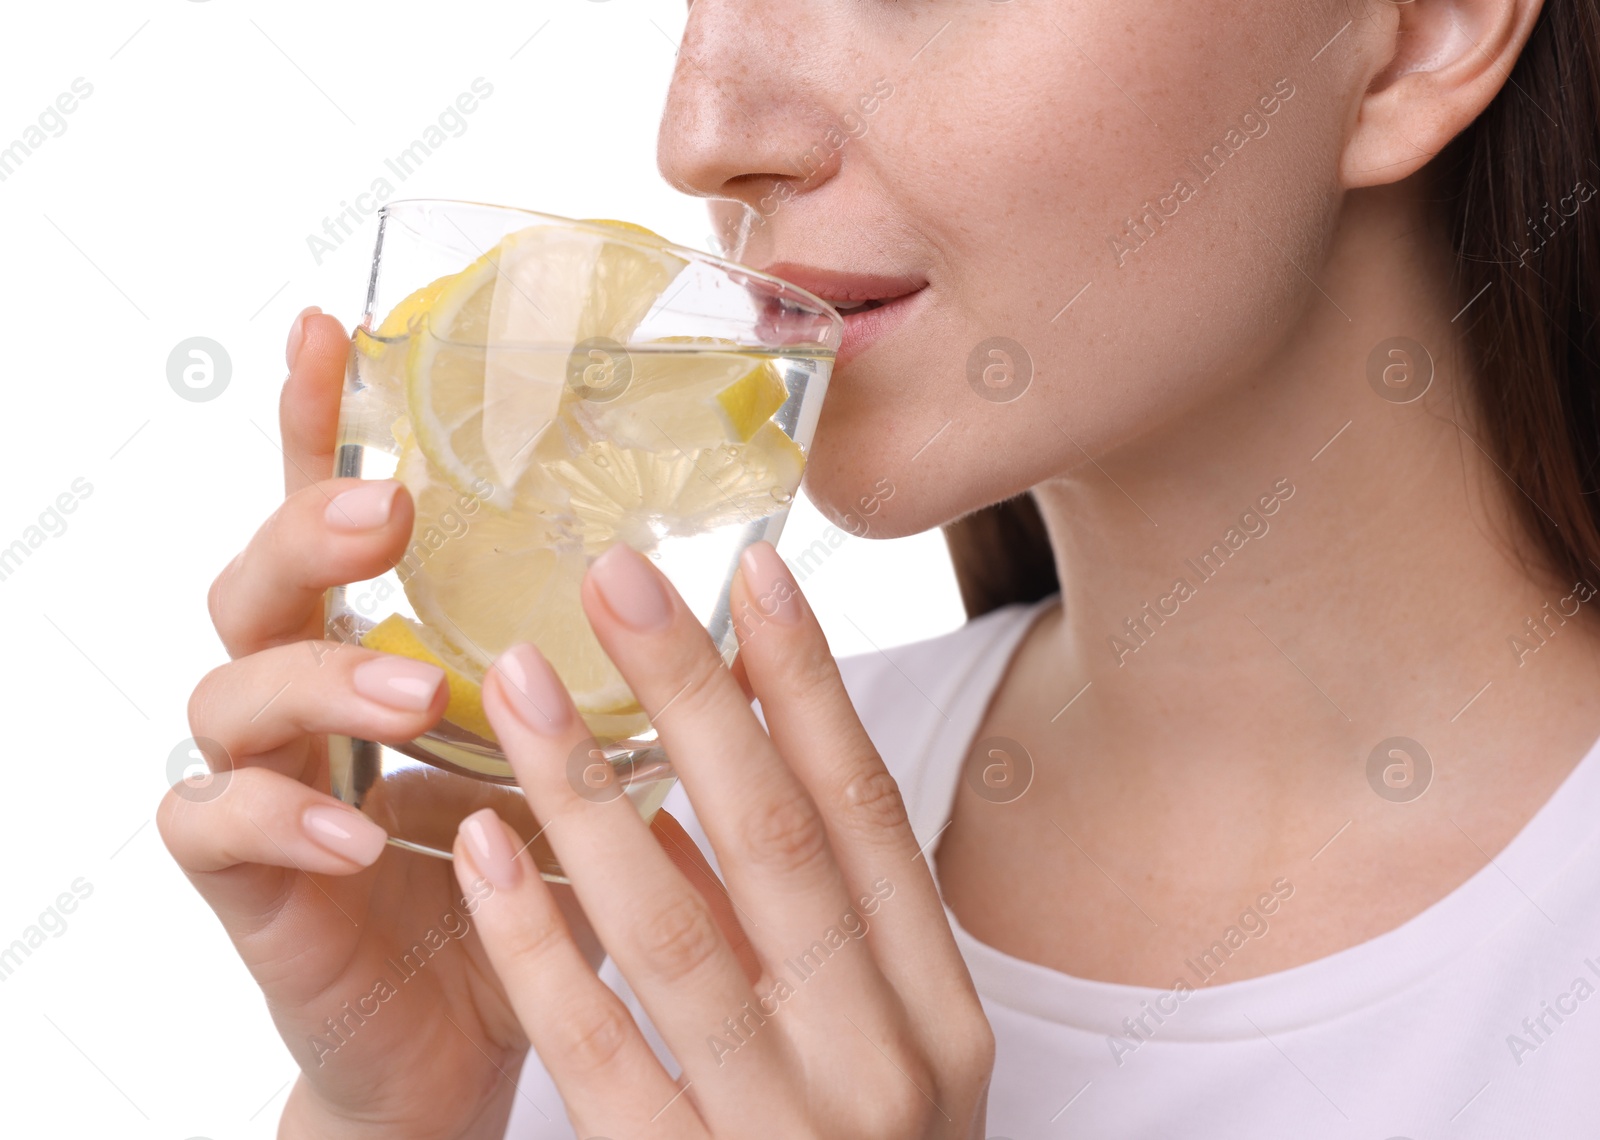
[{"x1": 1341, "y1": 0, "x2": 1547, "y2": 187}]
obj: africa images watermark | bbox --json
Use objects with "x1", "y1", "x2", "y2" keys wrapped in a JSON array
[
  {"x1": 1508, "y1": 578, "x2": 1596, "y2": 667},
  {"x1": 1504, "y1": 954, "x2": 1600, "y2": 1063},
  {"x1": 306, "y1": 77, "x2": 495, "y2": 265},
  {"x1": 705, "y1": 877, "x2": 896, "y2": 1067},
  {"x1": 0, "y1": 878, "x2": 95, "y2": 982},
  {"x1": 1107, "y1": 877, "x2": 1295, "y2": 1067},
  {"x1": 722, "y1": 475, "x2": 898, "y2": 651},
  {"x1": 741, "y1": 78, "x2": 894, "y2": 234},
  {"x1": 332, "y1": 473, "x2": 495, "y2": 630},
  {"x1": 0, "y1": 477, "x2": 94, "y2": 585},
  {"x1": 308, "y1": 875, "x2": 495, "y2": 1066},
  {"x1": 1507, "y1": 177, "x2": 1596, "y2": 267},
  {"x1": 784, "y1": 475, "x2": 897, "y2": 585},
  {"x1": 0, "y1": 77, "x2": 94, "y2": 184},
  {"x1": 1505, "y1": 956, "x2": 1600, "y2": 1066},
  {"x1": 1108, "y1": 477, "x2": 1297, "y2": 665},
  {"x1": 1107, "y1": 78, "x2": 1297, "y2": 268}
]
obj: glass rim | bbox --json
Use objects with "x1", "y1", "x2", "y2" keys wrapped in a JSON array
[{"x1": 379, "y1": 197, "x2": 844, "y2": 326}]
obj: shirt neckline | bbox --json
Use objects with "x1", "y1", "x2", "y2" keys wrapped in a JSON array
[{"x1": 920, "y1": 593, "x2": 1600, "y2": 1041}]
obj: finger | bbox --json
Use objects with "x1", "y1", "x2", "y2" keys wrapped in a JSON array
[
  {"x1": 480, "y1": 644, "x2": 779, "y2": 1089},
  {"x1": 729, "y1": 541, "x2": 970, "y2": 1004},
  {"x1": 652, "y1": 809, "x2": 760, "y2": 985},
  {"x1": 452, "y1": 809, "x2": 693, "y2": 1137},
  {"x1": 279, "y1": 310, "x2": 349, "y2": 496},
  {"x1": 159, "y1": 764, "x2": 388, "y2": 876},
  {"x1": 580, "y1": 543, "x2": 876, "y2": 986},
  {"x1": 208, "y1": 478, "x2": 414, "y2": 658},
  {"x1": 158, "y1": 764, "x2": 387, "y2": 938},
  {"x1": 189, "y1": 641, "x2": 446, "y2": 773},
  {"x1": 540, "y1": 809, "x2": 759, "y2": 979},
  {"x1": 158, "y1": 767, "x2": 387, "y2": 991}
]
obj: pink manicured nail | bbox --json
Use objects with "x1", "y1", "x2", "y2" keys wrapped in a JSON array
[
  {"x1": 286, "y1": 305, "x2": 322, "y2": 371},
  {"x1": 492, "y1": 644, "x2": 572, "y2": 735},
  {"x1": 739, "y1": 541, "x2": 803, "y2": 625},
  {"x1": 302, "y1": 804, "x2": 388, "y2": 865},
  {"x1": 460, "y1": 808, "x2": 523, "y2": 890},
  {"x1": 354, "y1": 655, "x2": 444, "y2": 711},
  {"x1": 590, "y1": 543, "x2": 672, "y2": 631},
  {"x1": 326, "y1": 481, "x2": 399, "y2": 532}
]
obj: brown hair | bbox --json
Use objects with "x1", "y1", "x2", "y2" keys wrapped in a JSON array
[{"x1": 943, "y1": 0, "x2": 1600, "y2": 619}]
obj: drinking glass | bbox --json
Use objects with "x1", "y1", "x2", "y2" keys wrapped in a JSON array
[{"x1": 325, "y1": 199, "x2": 841, "y2": 880}]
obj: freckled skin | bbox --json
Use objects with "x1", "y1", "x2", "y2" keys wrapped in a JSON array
[
  {"x1": 656, "y1": 0, "x2": 1600, "y2": 987},
  {"x1": 665, "y1": 1, "x2": 1349, "y2": 538}
]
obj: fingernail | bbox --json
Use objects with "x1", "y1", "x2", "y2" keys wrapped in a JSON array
[
  {"x1": 286, "y1": 305, "x2": 322, "y2": 371},
  {"x1": 302, "y1": 804, "x2": 388, "y2": 865},
  {"x1": 460, "y1": 808, "x2": 523, "y2": 890},
  {"x1": 492, "y1": 644, "x2": 572, "y2": 736},
  {"x1": 739, "y1": 541, "x2": 803, "y2": 625},
  {"x1": 354, "y1": 655, "x2": 445, "y2": 711},
  {"x1": 590, "y1": 543, "x2": 672, "y2": 631},
  {"x1": 326, "y1": 480, "x2": 399, "y2": 532}
]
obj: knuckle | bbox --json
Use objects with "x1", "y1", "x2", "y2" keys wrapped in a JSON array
[
  {"x1": 837, "y1": 766, "x2": 909, "y2": 836},
  {"x1": 757, "y1": 628, "x2": 840, "y2": 706},
  {"x1": 655, "y1": 649, "x2": 728, "y2": 721},
  {"x1": 851, "y1": 1077, "x2": 932, "y2": 1137},
  {"x1": 561, "y1": 1002, "x2": 635, "y2": 1076},
  {"x1": 502, "y1": 911, "x2": 574, "y2": 970},
  {"x1": 154, "y1": 785, "x2": 192, "y2": 852},
  {"x1": 634, "y1": 893, "x2": 723, "y2": 983},
  {"x1": 791, "y1": 636, "x2": 843, "y2": 695},
  {"x1": 948, "y1": 1012, "x2": 997, "y2": 1081},
  {"x1": 739, "y1": 788, "x2": 830, "y2": 874},
  {"x1": 155, "y1": 769, "x2": 250, "y2": 868},
  {"x1": 968, "y1": 1018, "x2": 998, "y2": 1077},
  {"x1": 187, "y1": 662, "x2": 232, "y2": 737},
  {"x1": 206, "y1": 551, "x2": 243, "y2": 635}
]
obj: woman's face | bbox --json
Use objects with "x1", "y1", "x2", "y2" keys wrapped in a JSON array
[{"x1": 658, "y1": 0, "x2": 1369, "y2": 537}]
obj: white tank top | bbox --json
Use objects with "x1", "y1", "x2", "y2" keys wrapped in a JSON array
[{"x1": 508, "y1": 594, "x2": 1600, "y2": 1138}]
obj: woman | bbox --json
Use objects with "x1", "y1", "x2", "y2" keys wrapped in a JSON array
[{"x1": 162, "y1": 0, "x2": 1600, "y2": 1135}]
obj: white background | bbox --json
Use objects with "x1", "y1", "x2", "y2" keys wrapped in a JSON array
[{"x1": 0, "y1": 2, "x2": 962, "y2": 1135}]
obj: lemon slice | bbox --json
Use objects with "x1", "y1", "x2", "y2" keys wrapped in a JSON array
[
  {"x1": 566, "y1": 350, "x2": 755, "y2": 453},
  {"x1": 362, "y1": 613, "x2": 497, "y2": 741},
  {"x1": 549, "y1": 421, "x2": 806, "y2": 555},
  {"x1": 716, "y1": 363, "x2": 789, "y2": 441},
  {"x1": 341, "y1": 277, "x2": 465, "y2": 456},
  {"x1": 391, "y1": 441, "x2": 649, "y2": 738},
  {"x1": 355, "y1": 217, "x2": 805, "y2": 746},
  {"x1": 404, "y1": 247, "x2": 558, "y2": 508},
  {"x1": 371, "y1": 275, "x2": 455, "y2": 351},
  {"x1": 581, "y1": 219, "x2": 666, "y2": 238},
  {"x1": 405, "y1": 226, "x2": 686, "y2": 507}
]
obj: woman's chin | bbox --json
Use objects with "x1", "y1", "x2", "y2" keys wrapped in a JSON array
[
  {"x1": 801, "y1": 463, "x2": 936, "y2": 541},
  {"x1": 806, "y1": 407, "x2": 1023, "y2": 540}
]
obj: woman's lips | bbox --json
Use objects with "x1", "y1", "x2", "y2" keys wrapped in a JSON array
[
  {"x1": 833, "y1": 287, "x2": 926, "y2": 366},
  {"x1": 760, "y1": 263, "x2": 928, "y2": 366}
]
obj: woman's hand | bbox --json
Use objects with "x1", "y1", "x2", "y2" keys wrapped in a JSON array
[
  {"x1": 158, "y1": 308, "x2": 751, "y2": 1140},
  {"x1": 453, "y1": 536, "x2": 996, "y2": 1138}
]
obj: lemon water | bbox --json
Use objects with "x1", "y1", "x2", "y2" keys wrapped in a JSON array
[
  {"x1": 328, "y1": 339, "x2": 830, "y2": 784},
  {"x1": 321, "y1": 215, "x2": 837, "y2": 869}
]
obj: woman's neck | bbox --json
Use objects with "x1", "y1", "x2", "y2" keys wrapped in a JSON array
[
  {"x1": 936, "y1": 180, "x2": 1600, "y2": 985},
  {"x1": 1031, "y1": 179, "x2": 1597, "y2": 785}
]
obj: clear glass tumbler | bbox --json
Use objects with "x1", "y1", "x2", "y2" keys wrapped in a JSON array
[{"x1": 325, "y1": 199, "x2": 841, "y2": 879}]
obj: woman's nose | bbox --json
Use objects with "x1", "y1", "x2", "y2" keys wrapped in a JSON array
[{"x1": 656, "y1": 0, "x2": 847, "y2": 212}]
